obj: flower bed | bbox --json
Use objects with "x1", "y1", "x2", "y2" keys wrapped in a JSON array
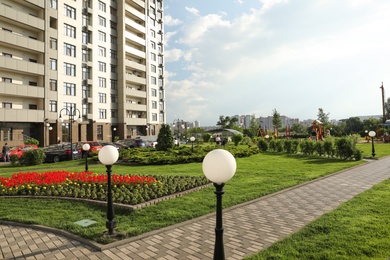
[{"x1": 0, "y1": 171, "x2": 209, "y2": 205}]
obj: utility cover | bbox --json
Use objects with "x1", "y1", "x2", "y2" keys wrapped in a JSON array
[{"x1": 74, "y1": 219, "x2": 97, "y2": 227}]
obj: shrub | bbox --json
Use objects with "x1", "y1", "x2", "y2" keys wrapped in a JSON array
[
  {"x1": 232, "y1": 134, "x2": 243, "y2": 146},
  {"x1": 314, "y1": 142, "x2": 325, "y2": 156},
  {"x1": 258, "y1": 139, "x2": 268, "y2": 152},
  {"x1": 18, "y1": 149, "x2": 45, "y2": 166},
  {"x1": 335, "y1": 137, "x2": 355, "y2": 160},
  {"x1": 269, "y1": 140, "x2": 276, "y2": 151},
  {"x1": 284, "y1": 140, "x2": 293, "y2": 153},
  {"x1": 240, "y1": 136, "x2": 253, "y2": 146},
  {"x1": 202, "y1": 133, "x2": 211, "y2": 143},
  {"x1": 274, "y1": 140, "x2": 284, "y2": 152},
  {"x1": 291, "y1": 140, "x2": 300, "y2": 153},
  {"x1": 300, "y1": 140, "x2": 315, "y2": 155},
  {"x1": 156, "y1": 124, "x2": 174, "y2": 151},
  {"x1": 24, "y1": 138, "x2": 39, "y2": 145},
  {"x1": 323, "y1": 139, "x2": 334, "y2": 157}
]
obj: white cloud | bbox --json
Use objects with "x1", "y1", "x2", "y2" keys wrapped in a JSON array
[
  {"x1": 164, "y1": 15, "x2": 181, "y2": 26},
  {"x1": 185, "y1": 6, "x2": 200, "y2": 16}
]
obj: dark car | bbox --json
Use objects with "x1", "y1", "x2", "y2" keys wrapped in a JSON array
[
  {"x1": 43, "y1": 144, "x2": 82, "y2": 163},
  {"x1": 116, "y1": 138, "x2": 146, "y2": 148},
  {"x1": 101, "y1": 142, "x2": 128, "y2": 150}
]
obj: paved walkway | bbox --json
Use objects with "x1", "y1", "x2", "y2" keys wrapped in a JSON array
[{"x1": 1, "y1": 157, "x2": 390, "y2": 259}]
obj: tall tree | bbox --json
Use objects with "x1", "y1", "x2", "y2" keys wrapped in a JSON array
[
  {"x1": 217, "y1": 115, "x2": 238, "y2": 129},
  {"x1": 155, "y1": 124, "x2": 173, "y2": 151},
  {"x1": 345, "y1": 117, "x2": 363, "y2": 135},
  {"x1": 384, "y1": 97, "x2": 390, "y2": 121},
  {"x1": 317, "y1": 108, "x2": 330, "y2": 126},
  {"x1": 272, "y1": 109, "x2": 282, "y2": 129}
]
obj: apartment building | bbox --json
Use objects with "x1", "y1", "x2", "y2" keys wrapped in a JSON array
[{"x1": 0, "y1": 0, "x2": 165, "y2": 147}]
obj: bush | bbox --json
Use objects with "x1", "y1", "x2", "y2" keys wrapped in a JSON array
[
  {"x1": 323, "y1": 139, "x2": 334, "y2": 157},
  {"x1": 275, "y1": 140, "x2": 284, "y2": 152},
  {"x1": 240, "y1": 136, "x2": 253, "y2": 146},
  {"x1": 18, "y1": 149, "x2": 45, "y2": 166},
  {"x1": 335, "y1": 137, "x2": 355, "y2": 160},
  {"x1": 258, "y1": 139, "x2": 268, "y2": 152},
  {"x1": 291, "y1": 140, "x2": 300, "y2": 153},
  {"x1": 24, "y1": 138, "x2": 39, "y2": 145},
  {"x1": 202, "y1": 133, "x2": 211, "y2": 143},
  {"x1": 314, "y1": 142, "x2": 325, "y2": 156},
  {"x1": 156, "y1": 124, "x2": 174, "y2": 151},
  {"x1": 300, "y1": 140, "x2": 315, "y2": 155},
  {"x1": 232, "y1": 134, "x2": 243, "y2": 146},
  {"x1": 284, "y1": 140, "x2": 293, "y2": 153},
  {"x1": 269, "y1": 140, "x2": 276, "y2": 151}
]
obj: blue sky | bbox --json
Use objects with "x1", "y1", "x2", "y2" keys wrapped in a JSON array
[{"x1": 163, "y1": 0, "x2": 390, "y2": 126}]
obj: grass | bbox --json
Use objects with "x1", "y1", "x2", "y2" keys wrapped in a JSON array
[{"x1": 245, "y1": 178, "x2": 390, "y2": 259}]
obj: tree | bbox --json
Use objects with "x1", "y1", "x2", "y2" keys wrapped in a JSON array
[
  {"x1": 291, "y1": 123, "x2": 306, "y2": 134},
  {"x1": 317, "y1": 108, "x2": 330, "y2": 126},
  {"x1": 272, "y1": 109, "x2": 282, "y2": 129},
  {"x1": 155, "y1": 124, "x2": 173, "y2": 151},
  {"x1": 384, "y1": 97, "x2": 390, "y2": 121},
  {"x1": 345, "y1": 117, "x2": 363, "y2": 135},
  {"x1": 217, "y1": 115, "x2": 238, "y2": 129}
]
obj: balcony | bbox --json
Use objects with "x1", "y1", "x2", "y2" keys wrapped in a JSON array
[
  {"x1": 125, "y1": 31, "x2": 145, "y2": 46},
  {"x1": 125, "y1": 103, "x2": 146, "y2": 111},
  {"x1": 0, "y1": 108, "x2": 44, "y2": 123},
  {"x1": 125, "y1": 72, "x2": 146, "y2": 85},
  {"x1": 125, "y1": 88, "x2": 147, "y2": 98},
  {"x1": 0, "y1": 30, "x2": 44, "y2": 53},
  {"x1": 125, "y1": 3, "x2": 145, "y2": 21},
  {"x1": 125, "y1": 17, "x2": 146, "y2": 34},
  {"x1": 125, "y1": 58, "x2": 146, "y2": 71},
  {"x1": 0, "y1": 56, "x2": 44, "y2": 75},
  {"x1": 125, "y1": 117, "x2": 146, "y2": 125},
  {"x1": 0, "y1": 5, "x2": 44, "y2": 30},
  {"x1": 125, "y1": 45, "x2": 146, "y2": 59},
  {"x1": 0, "y1": 82, "x2": 44, "y2": 98}
]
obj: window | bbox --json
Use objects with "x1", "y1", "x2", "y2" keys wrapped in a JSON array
[
  {"x1": 110, "y1": 7, "x2": 117, "y2": 16},
  {"x1": 111, "y1": 94, "x2": 117, "y2": 103},
  {"x1": 111, "y1": 65, "x2": 117, "y2": 73},
  {"x1": 82, "y1": 67, "x2": 91, "y2": 80},
  {"x1": 97, "y1": 125, "x2": 103, "y2": 140},
  {"x1": 110, "y1": 50, "x2": 117, "y2": 59},
  {"x1": 98, "y1": 16, "x2": 106, "y2": 27},
  {"x1": 29, "y1": 59, "x2": 37, "y2": 63},
  {"x1": 98, "y1": 46, "x2": 106, "y2": 57},
  {"x1": 2, "y1": 102, "x2": 12, "y2": 109},
  {"x1": 82, "y1": 49, "x2": 90, "y2": 62},
  {"x1": 63, "y1": 82, "x2": 76, "y2": 96},
  {"x1": 151, "y1": 53, "x2": 156, "y2": 61},
  {"x1": 150, "y1": 29, "x2": 155, "y2": 38},
  {"x1": 110, "y1": 21, "x2": 117, "y2": 30},
  {"x1": 82, "y1": 31, "x2": 91, "y2": 44},
  {"x1": 151, "y1": 41, "x2": 156, "y2": 50},
  {"x1": 111, "y1": 109, "x2": 117, "y2": 118},
  {"x1": 64, "y1": 43, "x2": 76, "y2": 57},
  {"x1": 50, "y1": 38, "x2": 57, "y2": 50},
  {"x1": 98, "y1": 93, "x2": 107, "y2": 103},
  {"x1": 110, "y1": 35, "x2": 117, "y2": 44},
  {"x1": 158, "y1": 79, "x2": 163, "y2": 87},
  {"x1": 50, "y1": 0, "x2": 57, "y2": 9},
  {"x1": 151, "y1": 88, "x2": 157, "y2": 97},
  {"x1": 49, "y1": 100, "x2": 57, "y2": 112},
  {"x1": 98, "y1": 31, "x2": 106, "y2": 42},
  {"x1": 29, "y1": 104, "x2": 37, "y2": 110},
  {"x1": 64, "y1": 4, "x2": 76, "y2": 19},
  {"x1": 2, "y1": 77, "x2": 12, "y2": 83},
  {"x1": 150, "y1": 7, "x2": 156, "y2": 16},
  {"x1": 98, "y1": 77, "x2": 106, "y2": 88},
  {"x1": 110, "y1": 79, "x2": 117, "y2": 89},
  {"x1": 64, "y1": 24, "x2": 76, "y2": 38},
  {"x1": 98, "y1": 1, "x2": 106, "y2": 12},
  {"x1": 50, "y1": 79, "x2": 57, "y2": 91},
  {"x1": 98, "y1": 109, "x2": 106, "y2": 119},
  {"x1": 152, "y1": 101, "x2": 157, "y2": 109},
  {"x1": 151, "y1": 76, "x2": 156, "y2": 85},
  {"x1": 2, "y1": 53, "x2": 12, "y2": 58},
  {"x1": 29, "y1": 81, "x2": 38, "y2": 86},
  {"x1": 159, "y1": 113, "x2": 164, "y2": 122},
  {"x1": 98, "y1": 62, "x2": 106, "y2": 72},
  {"x1": 64, "y1": 63, "x2": 76, "y2": 76},
  {"x1": 64, "y1": 103, "x2": 76, "y2": 115},
  {"x1": 151, "y1": 64, "x2": 156, "y2": 73},
  {"x1": 50, "y1": 58, "x2": 57, "y2": 70},
  {"x1": 152, "y1": 113, "x2": 157, "y2": 121}
]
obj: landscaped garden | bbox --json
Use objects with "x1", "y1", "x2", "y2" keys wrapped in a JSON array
[{"x1": 1, "y1": 138, "x2": 389, "y2": 253}]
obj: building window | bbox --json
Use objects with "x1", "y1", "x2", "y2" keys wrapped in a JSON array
[
  {"x1": 111, "y1": 94, "x2": 117, "y2": 103},
  {"x1": 111, "y1": 65, "x2": 117, "y2": 73},
  {"x1": 98, "y1": 62, "x2": 106, "y2": 72},
  {"x1": 63, "y1": 82, "x2": 76, "y2": 96},
  {"x1": 64, "y1": 103, "x2": 76, "y2": 115},
  {"x1": 152, "y1": 113, "x2": 157, "y2": 121},
  {"x1": 98, "y1": 16, "x2": 106, "y2": 27},
  {"x1": 2, "y1": 53, "x2": 12, "y2": 58},
  {"x1": 151, "y1": 65, "x2": 156, "y2": 73},
  {"x1": 151, "y1": 53, "x2": 156, "y2": 61},
  {"x1": 82, "y1": 31, "x2": 91, "y2": 44},
  {"x1": 98, "y1": 93, "x2": 107, "y2": 103},
  {"x1": 64, "y1": 4, "x2": 76, "y2": 19},
  {"x1": 98, "y1": 1, "x2": 106, "y2": 12},
  {"x1": 111, "y1": 109, "x2": 117, "y2": 118},
  {"x1": 82, "y1": 49, "x2": 90, "y2": 62},
  {"x1": 98, "y1": 46, "x2": 106, "y2": 57},
  {"x1": 159, "y1": 113, "x2": 164, "y2": 122},
  {"x1": 110, "y1": 6, "x2": 117, "y2": 15},
  {"x1": 151, "y1": 76, "x2": 156, "y2": 85},
  {"x1": 98, "y1": 31, "x2": 106, "y2": 42},
  {"x1": 110, "y1": 79, "x2": 117, "y2": 89},
  {"x1": 97, "y1": 125, "x2": 103, "y2": 140},
  {"x1": 98, "y1": 109, "x2": 106, "y2": 119},
  {"x1": 49, "y1": 100, "x2": 57, "y2": 112},
  {"x1": 110, "y1": 21, "x2": 117, "y2": 30},
  {"x1": 64, "y1": 24, "x2": 76, "y2": 38},
  {"x1": 50, "y1": 79, "x2": 57, "y2": 91},
  {"x1": 49, "y1": 0, "x2": 57, "y2": 9},
  {"x1": 110, "y1": 50, "x2": 117, "y2": 59},
  {"x1": 98, "y1": 77, "x2": 106, "y2": 88},
  {"x1": 64, "y1": 43, "x2": 76, "y2": 57},
  {"x1": 64, "y1": 63, "x2": 76, "y2": 76},
  {"x1": 29, "y1": 104, "x2": 37, "y2": 110},
  {"x1": 29, "y1": 81, "x2": 38, "y2": 86},
  {"x1": 150, "y1": 29, "x2": 155, "y2": 38},
  {"x1": 152, "y1": 101, "x2": 157, "y2": 109},
  {"x1": 50, "y1": 59, "x2": 57, "y2": 70},
  {"x1": 151, "y1": 41, "x2": 156, "y2": 50},
  {"x1": 110, "y1": 35, "x2": 117, "y2": 44},
  {"x1": 2, "y1": 77, "x2": 12, "y2": 83},
  {"x1": 2, "y1": 102, "x2": 12, "y2": 109},
  {"x1": 50, "y1": 38, "x2": 57, "y2": 50},
  {"x1": 151, "y1": 88, "x2": 157, "y2": 97}
]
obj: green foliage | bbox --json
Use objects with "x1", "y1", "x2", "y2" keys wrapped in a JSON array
[
  {"x1": 257, "y1": 139, "x2": 268, "y2": 152},
  {"x1": 323, "y1": 139, "x2": 335, "y2": 157},
  {"x1": 232, "y1": 134, "x2": 243, "y2": 146},
  {"x1": 300, "y1": 140, "x2": 315, "y2": 155},
  {"x1": 202, "y1": 133, "x2": 211, "y2": 142},
  {"x1": 18, "y1": 149, "x2": 46, "y2": 166},
  {"x1": 217, "y1": 115, "x2": 238, "y2": 129},
  {"x1": 291, "y1": 140, "x2": 300, "y2": 153},
  {"x1": 269, "y1": 140, "x2": 276, "y2": 151},
  {"x1": 155, "y1": 124, "x2": 173, "y2": 151},
  {"x1": 335, "y1": 137, "x2": 355, "y2": 160},
  {"x1": 314, "y1": 142, "x2": 325, "y2": 156},
  {"x1": 24, "y1": 138, "x2": 39, "y2": 145},
  {"x1": 240, "y1": 136, "x2": 253, "y2": 146},
  {"x1": 274, "y1": 140, "x2": 284, "y2": 152},
  {"x1": 272, "y1": 109, "x2": 282, "y2": 129}
]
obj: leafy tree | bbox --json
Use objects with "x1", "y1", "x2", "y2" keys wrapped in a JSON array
[
  {"x1": 25, "y1": 138, "x2": 39, "y2": 145},
  {"x1": 363, "y1": 118, "x2": 380, "y2": 132},
  {"x1": 232, "y1": 134, "x2": 243, "y2": 146},
  {"x1": 202, "y1": 133, "x2": 211, "y2": 142},
  {"x1": 217, "y1": 115, "x2": 238, "y2": 129},
  {"x1": 247, "y1": 114, "x2": 259, "y2": 138},
  {"x1": 155, "y1": 124, "x2": 173, "y2": 151},
  {"x1": 345, "y1": 117, "x2": 363, "y2": 135},
  {"x1": 317, "y1": 108, "x2": 330, "y2": 126},
  {"x1": 384, "y1": 97, "x2": 390, "y2": 121},
  {"x1": 291, "y1": 123, "x2": 306, "y2": 134},
  {"x1": 272, "y1": 109, "x2": 282, "y2": 129}
]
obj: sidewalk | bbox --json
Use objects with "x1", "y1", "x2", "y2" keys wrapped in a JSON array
[{"x1": 1, "y1": 157, "x2": 390, "y2": 259}]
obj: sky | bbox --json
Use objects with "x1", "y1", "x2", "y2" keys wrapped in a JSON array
[{"x1": 163, "y1": 0, "x2": 390, "y2": 126}]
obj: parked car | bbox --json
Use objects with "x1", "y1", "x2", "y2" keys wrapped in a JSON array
[
  {"x1": 43, "y1": 144, "x2": 81, "y2": 163},
  {"x1": 0, "y1": 144, "x2": 38, "y2": 161},
  {"x1": 116, "y1": 138, "x2": 146, "y2": 148},
  {"x1": 79, "y1": 141, "x2": 103, "y2": 153},
  {"x1": 100, "y1": 142, "x2": 128, "y2": 150}
]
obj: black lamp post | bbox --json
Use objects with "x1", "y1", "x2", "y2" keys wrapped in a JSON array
[
  {"x1": 368, "y1": 130, "x2": 376, "y2": 157},
  {"x1": 190, "y1": 136, "x2": 195, "y2": 152},
  {"x1": 82, "y1": 143, "x2": 90, "y2": 171},
  {"x1": 98, "y1": 145, "x2": 119, "y2": 237},
  {"x1": 202, "y1": 149, "x2": 237, "y2": 260},
  {"x1": 58, "y1": 108, "x2": 82, "y2": 159}
]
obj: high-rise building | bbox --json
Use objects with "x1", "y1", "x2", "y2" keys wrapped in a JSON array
[{"x1": 0, "y1": 0, "x2": 165, "y2": 147}]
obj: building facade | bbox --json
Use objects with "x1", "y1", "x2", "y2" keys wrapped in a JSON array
[{"x1": 0, "y1": 0, "x2": 165, "y2": 147}]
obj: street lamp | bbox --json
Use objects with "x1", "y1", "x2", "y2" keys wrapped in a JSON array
[
  {"x1": 365, "y1": 130, "x2": 369, "y2": 143},
  {"x1": 190, "y1": 136, "x2": 195, "y2": 152},
  {"x1": 202, "y1": 149, "x2": 237, "y2": 260},
  {"x1": 58, "y1": 108, "x2": 82, "y2": 159},
  {"x1": 368, "y1": 131, "x2": 376, "y2": 157},
  {"x1": 98, "y1": 145, "x2": 119, "y2": 237},
  {"x1": 82, "y1": 143, "x2": 90, "y2": 172}
]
